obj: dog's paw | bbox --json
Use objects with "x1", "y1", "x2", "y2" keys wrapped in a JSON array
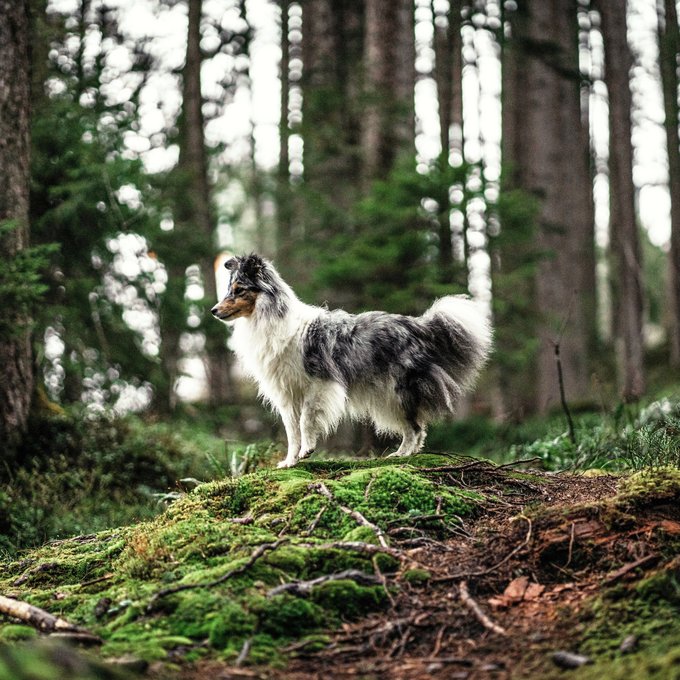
[
  {"x1": 297, "y1": 448, "x2": 315, "y2": 461},
  {"x1": 386, "y1": 451, "x2": 411, "y2": 458},
  {"x1": 277, "y1": 458, "x2": 296, "y2": 469}
]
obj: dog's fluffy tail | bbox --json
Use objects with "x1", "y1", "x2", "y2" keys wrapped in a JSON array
[{"x1": 423, "y1": 295, "x2": 493, "y2": 388}]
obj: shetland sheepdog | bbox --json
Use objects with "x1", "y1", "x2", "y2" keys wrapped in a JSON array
[{"x1": 211, "y1": 254, "x2": 492, "y2": 468}]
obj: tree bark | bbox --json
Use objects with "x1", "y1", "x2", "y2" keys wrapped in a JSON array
[
  {"x1": 162, "y1": 0, "x2": 231, "y2": 409},
  {"x1": 498, "y1": 0, "x2": 594, "y2": 416},
  {"x1": 362, "y1": 0, "x2": 415, "y2": 185},
  {"x1": 657, "y1": 0, "x2": 680, "y2": 367},
  {"x1": 433, "y1": 0, "x2": 465, "y2": 282},
  {"x1": 277, "y1": 0, "x2": 293, "y2": 258},
  {"x1": 0, "y1": 0, "x2": 33, "y2": 445},
  {"x1": 598, "y1": 0, "x2": 645, "y2": 400}
]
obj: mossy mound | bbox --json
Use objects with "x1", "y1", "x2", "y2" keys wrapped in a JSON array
[{"x1": 0, "y1": 455, "x2": 481, "y2": 668}]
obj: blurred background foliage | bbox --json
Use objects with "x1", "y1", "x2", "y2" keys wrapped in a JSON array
[{"x1": 1, "y1": 0, "x2": 680, "y2": 551}]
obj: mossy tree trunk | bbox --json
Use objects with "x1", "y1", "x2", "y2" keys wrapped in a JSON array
[{"x1": 0, "y1": 0, "x2": 33, "y2": 445}]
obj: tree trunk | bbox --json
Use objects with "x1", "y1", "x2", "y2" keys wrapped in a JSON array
[
  {"x1": 433, "y1": 0, "x2": 465, "y2": 282},
  {"x1": 162, "y1": 0, "x2": 231, "y2": 408},
  {"x1": 0, "y1": 0, "x2": 33, "y2": 444},
  {"x1": 598, "y1": 0, "x2": 645, "y2": 400},
  {"x1": 657, "y1": 0, "x2": 680, "y2": 367},
  {"x1": 277, "y1": 0, "x2": 293, "y2": 260},
  {"x1": 362, "y1": 0, "x2": 415, "y2": 185},
  {"x1": 497, "y1": 0, "x2": 594, "y2": 416}
]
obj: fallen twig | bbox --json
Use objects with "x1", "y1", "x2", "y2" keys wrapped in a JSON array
[
  {"x1": 267, "y1": 569, "x2": 381, "y2": 598},
  {"x1": 301, "y1": 504, "x2": 327, "y2": 536},
  {"x1": 149, "y1": 538, "x2": 288, "y2": 605},
  {"x1": 298, "y1": 540, "x2": 403, "y2": 559},
  {"x1": 235, "y1": 637, "x2": 252, "y2": 666},
  {"x1": 308, "y1": 482, "x2": 388, "y2": 547},
  {"x1": 12, "y1": 562, "x2": 59, "y2": 587},
  {"x1": 602, "y1": 554, "x2": 659, "y2": 585},
  {"x1": 79, "y1": 573, "x2": 114, "y2": 589},
  {"x1": 0, "y1": 594, "x2": 101, "y2": 643},
  {"x1": 459, "y1": 580, "x2": 507, "y2": 636}
]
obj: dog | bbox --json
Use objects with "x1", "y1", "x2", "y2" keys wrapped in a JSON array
[{"x1": 211, "y1": 254, "x2": 492, "y2": 468}]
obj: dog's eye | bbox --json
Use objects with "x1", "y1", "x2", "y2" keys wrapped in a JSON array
[{"x1": 233, "y1": 286, "x2": 245, "y2": 296}]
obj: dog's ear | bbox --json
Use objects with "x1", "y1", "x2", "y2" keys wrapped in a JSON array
[
  {"x1": 241, "y1": 254, "x2": 265, "y2": 281},
  {"x1": 224, "y1": 257, "x2": 240, "y2": 271}
]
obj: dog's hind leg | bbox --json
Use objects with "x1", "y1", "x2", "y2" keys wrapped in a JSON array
[
  {"x1": 277, "y1": 407, "x2": 302, "y2": 469},
  {"x1": 387, "y1": 424, "x2": 424, "y2": 458},
  {"x1": 298, "y1": 381, "x2": 346, "y2": 461},
  {"x1": 387, "y1": 377, "x2": 426, "y2": 458}
]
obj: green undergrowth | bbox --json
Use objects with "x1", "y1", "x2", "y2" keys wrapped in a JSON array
[
  {"x1": 0, "y1": 455, "x2": 481, "y2": 667},
  {"x1": 538, "y1": 468, "x2": 680, "y2": 679},
  {"x1": 565, "y1": 562, "x2": 680, "y2": 680}
]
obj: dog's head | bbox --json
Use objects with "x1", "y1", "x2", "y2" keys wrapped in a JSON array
[{"x1": 211, "y1": 254, "x2": 282, "y2": 321}]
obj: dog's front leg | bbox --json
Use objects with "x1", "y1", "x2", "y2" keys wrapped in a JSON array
[
  {"x1": 277, "y1": 408, "x2": 302, "y2": 469},
  {"x1": 298, "y1": 381, "x2": 345, "y2": 462}
]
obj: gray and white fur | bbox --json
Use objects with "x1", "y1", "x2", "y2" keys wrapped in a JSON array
[{"x1": 211, "y1": 254, "x2": 492, "y2": 468}]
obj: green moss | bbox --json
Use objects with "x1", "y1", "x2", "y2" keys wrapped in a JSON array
[
  {"x1": 617, "y1": 467, "x2": 680, "y2": 505},
  {"x1": 401, "y1": 568, "x2": 432, "y2": 585},
  {"x1": 311, "y1": 580, "x2": 387, "y2": 619},
  {"x1": 0, "y1": 457, "x2": 486, "y2": 668},
  {"x1": 254, "y1": 595, "x2": 326, "y2": 637},
  {"x1": 0, "y1": 625, "x2": 38, "y2": 642}
]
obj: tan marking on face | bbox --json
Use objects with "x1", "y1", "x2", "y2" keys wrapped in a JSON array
[{"x1": 214, "y1": 289, "x2": 259, "y2": 320}]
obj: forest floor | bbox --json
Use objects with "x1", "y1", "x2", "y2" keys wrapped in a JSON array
[
  {"x1": 2, "y1": 455, "x2": 680, "y2": 680},
  {"x1": 174, "y1": 464, "x2": 680, "y2": 680}
]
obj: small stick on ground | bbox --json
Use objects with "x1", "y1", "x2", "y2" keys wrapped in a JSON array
[
  {"x1": 150, "y1": 538, "x2": 288, "y2": 604},
  {"x1": 0, "y1": 594, "x2": 101, "y2": 643},
  {"x1": 235, "y1": 637, "x2": 252, "y2": 666},
  {"x1": 564, "y1": 522, "x2": 576, "y2": 568},
  {"x1": 12, "y1": 562, "x2": 60, "y2": 587},
  {"x1": 267, "y1": 569, "x2": 381, "y2": 598},
  {"x1": 554, "y1": 342, "x2": 576, "y2": 445},
  {"x1": 309, "y1": 482, "x2": 388, "y2": 548},
  {"x1": 301, "y1": 504, "x2": 327, "y2": 537},
  {"x1": 459, "y1": 580, "x2": 507, "y2": 636}
]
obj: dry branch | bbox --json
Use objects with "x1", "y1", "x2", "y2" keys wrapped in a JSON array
[
  {"x1": 308, "y1": 482, "x2": 388, "y2": 547},
  {"x1": 150, "y1": 538, "x2": 288, "y2": 604},
  {"x1": 0, "y1": 594, "x2": 101, "y2": 643},
  {"x1": 458, "y1": 581, "x2": 507, "y2": 636},
  {"x1": 267, "y1": 569, "x2": 381, "y2": 598}
]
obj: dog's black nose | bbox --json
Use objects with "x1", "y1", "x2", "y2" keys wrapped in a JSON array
[{"x1": 210, "y1": 306, "x2": 219, "y2": 316}]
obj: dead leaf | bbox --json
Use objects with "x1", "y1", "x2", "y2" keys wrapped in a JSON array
[
  {"x1": 503, "y1": 576, "x2": 529, "y2": 601},
  {"x1": 523, "y1": 583, "x2": 545, "y2": 600}
]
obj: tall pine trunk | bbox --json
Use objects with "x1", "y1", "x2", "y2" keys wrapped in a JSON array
[
  {"x1": 598, "y1": 0, "x2": 645, "y2": 400},
  {"x1": 160, "y1": 0, "x2": 232, "y2": 410},
  {"x1": 0, "y1": 0, "x2": 33, "y2": 444},
  {"x1": 498, "y1": 0, "x2": 594, "y2": 416},
  {"x1": 657, "y1": 0, "x2": 680, "y2": 367},
  {"x1": 362, "y1": 0, "x2": 415, "y2": 185},
  {"x1": 433, "y1": 0, "x2": 464, "y2": 282}
]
